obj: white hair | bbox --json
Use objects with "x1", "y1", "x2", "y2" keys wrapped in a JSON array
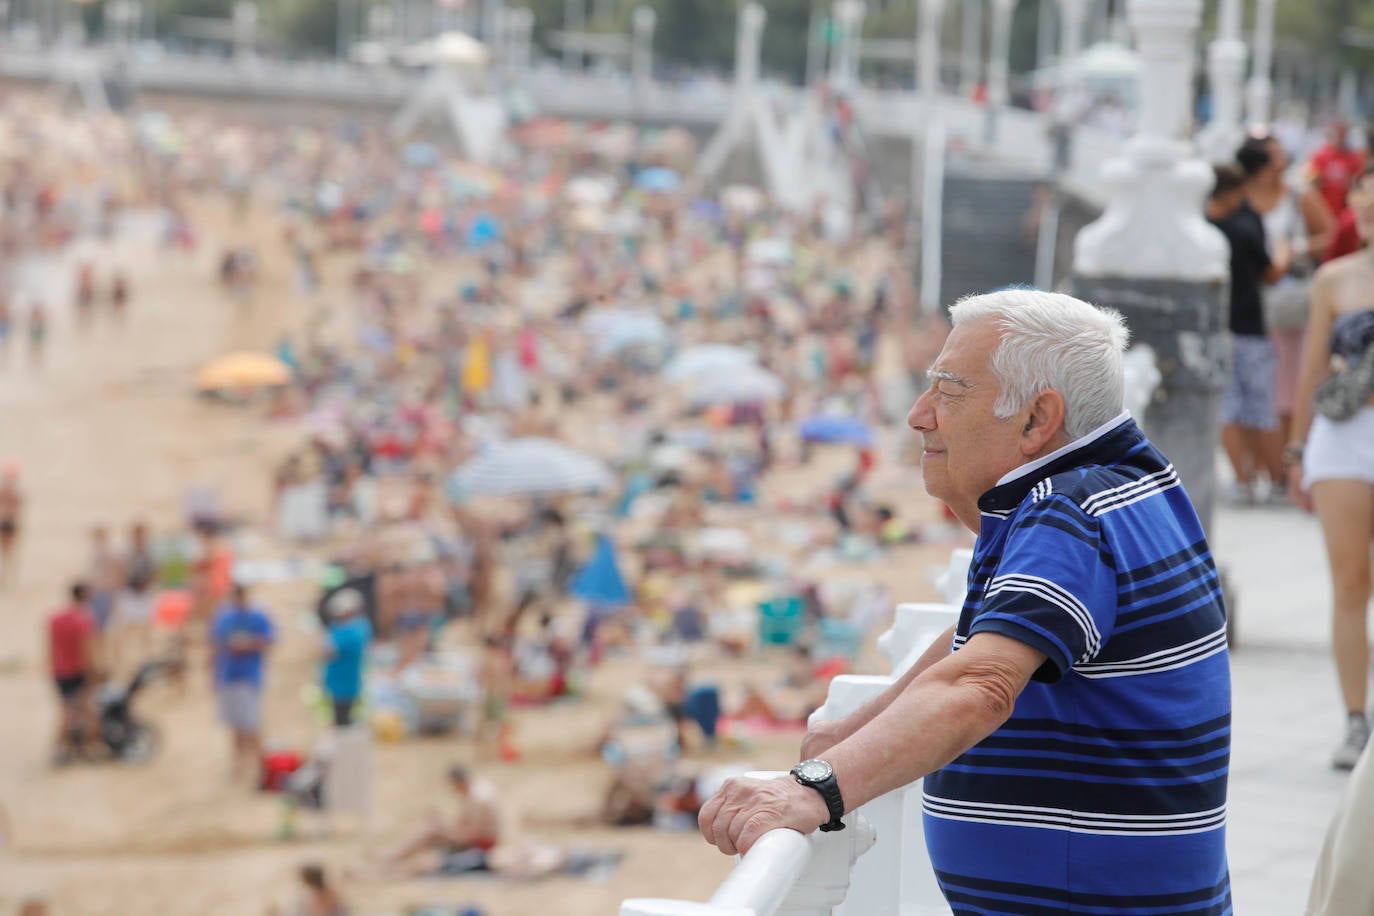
[{"x1": 948, "y1": 288, "x2": 1130, "y2": 440}]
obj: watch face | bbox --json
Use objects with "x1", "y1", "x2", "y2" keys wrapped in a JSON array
[{"x1": 796, "y1": 759, "x2": 833, "y2": 782}]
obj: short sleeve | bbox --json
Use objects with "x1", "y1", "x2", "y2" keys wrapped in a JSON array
[
  {"x1": 210, "y1": 613, "x2": 228, "y2": 647},
  {"x1": 968, "y1": 493, "x2": 1118, "y2": 683}
]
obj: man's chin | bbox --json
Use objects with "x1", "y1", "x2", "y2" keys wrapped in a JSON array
[{"x1": 919, "y1": 469, "x2": 943, "y2": 501}]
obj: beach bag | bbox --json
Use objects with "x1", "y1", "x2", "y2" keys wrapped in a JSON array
[
  {"x1": 1263, "y1": 191, "x2": 1315, "y2": 332},
  {"x1": 1263, "y1": 274, "x2": 1313, "y2": 331},
  {"x1": 1315, "y1": 346, "x2": 1374, "y2": 422}
]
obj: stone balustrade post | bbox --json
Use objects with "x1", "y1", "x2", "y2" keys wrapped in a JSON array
[
  {"x1": 829, "y1": 0, "x2": 865, "y2": 93},
  {"x1": 1074, "y1": 0, "x2": 1230, "y2": 537},
  {"x1": 987, "y1": 0, "x2": 1016, "y2": 112},
  {"x1": 959, "y1": 0, "x2": 984, "y2": 96},
  {"x1": 735, "y1": 2, "x2": 765, "y2": 94},
  {"x1": 631, "y1": 6, "x2": 656, "y2": 104},
  {"x1": 1197, "y1": 0, "x2": 1246, "y2": 163},
  {"x1": 1245, "y1": 0, "x2": 1276, "y2": 127}
]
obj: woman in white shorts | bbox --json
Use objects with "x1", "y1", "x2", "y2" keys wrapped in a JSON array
[{"x1": 1288, "y1": 165, "x2": 1374, "y2": 772}]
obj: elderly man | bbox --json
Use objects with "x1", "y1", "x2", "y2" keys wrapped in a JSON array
[{"x1": 700, "y1": 290, "x2": 1231, "y2": 913}]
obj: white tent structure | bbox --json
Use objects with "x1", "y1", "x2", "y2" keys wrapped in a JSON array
[
  {"x1": 695, "y1": 3, "x2": 858, "y2": 235},
  {"x1": 391, "y1": 30, "x2": 509, "y2": 165}
]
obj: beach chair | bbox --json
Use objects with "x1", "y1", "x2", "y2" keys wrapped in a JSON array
[
  {"x1": 757, "y1": 595, "x2": 804, "y2": 646},
  {"x1": 815, "y1": 617, "x2": 865, "y2": 661}
]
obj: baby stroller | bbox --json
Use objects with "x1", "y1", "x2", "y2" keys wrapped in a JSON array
[{"x1": 92, "y1": 658, "x2": 174, "y2": 764}]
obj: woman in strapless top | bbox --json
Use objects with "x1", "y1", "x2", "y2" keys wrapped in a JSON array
[{"x1": 1288, "y1": 163, "x2": 1374, "y2": 773}]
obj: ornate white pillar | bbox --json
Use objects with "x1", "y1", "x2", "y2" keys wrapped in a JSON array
[
  {"x1": 1073, "y1": 0, "x2": 1230, "y2": 538},
  {"x1": 1036, "y1": 0, "x2": 1057, "y2": 73},
  {"x1": 1338, "y1": 68, "x2": 1358, "y2": 120},
  {"x1": 830, "y1": 0, "x2": 866, "y2": 93},
  {"x1": 1077, "y1": 0, "x2": 1225, "y2": 277},
  {"x1": 562, "y1": 0, "x2": 584, "y2": 68},
  {"x1": 988, "y1": 0, "x2": 1017, "y2": 109},
  {"x1": 1245, "y1": 0, "x2": 1276, "y2": 126},
  {"x1": 512, "y1": 8, "x2": 535, "y2": 76},
  {"x1": 1196, "y1": 0, "x2": 1246, "y2": 163},
  {"x1": 231, "y1": 0, "x2": 257, "y2": 60},
  {"x1": 735, "y1": 2, "x2": 765, "y2": 93},
  {"x1": 1057, "y1": 0, "x2": 1089, "y2": 107},
  {"x1": 960, "y1": 0, "x2": 984, "y2": 96},
  {"x1": 917, "y1": 0, "x2": 946, "y2": 109},
  {"x1": 632, "y1": 6, "x2": 656, "y2": 102}
]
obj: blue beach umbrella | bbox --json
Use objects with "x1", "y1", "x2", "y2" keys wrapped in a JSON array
[
  {"x1": 799, "y1": 415, "x2": 875, "y2": 447},
  {"x1": 402, "y1": 142, "x2": 440, "y2": 167},
  {"x1": 570, "y1": 533, "x2": 631, "y2": 606},
  {"x1": 635, "y1": 167, "x2": 681, "y2": 194}
]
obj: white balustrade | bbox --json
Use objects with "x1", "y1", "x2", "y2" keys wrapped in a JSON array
[
  {"x1": 621, "y1": 799, "x2": 875, "y2": 916},
  {"x1": 621, "y1": 551, "x2": 970, "y2": 916}
]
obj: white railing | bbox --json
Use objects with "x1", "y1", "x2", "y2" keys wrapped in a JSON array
[{"x1": 621, "y1": 553, "x2": 971, "y2": 916}]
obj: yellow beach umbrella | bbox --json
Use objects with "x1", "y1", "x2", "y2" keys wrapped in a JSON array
[{"x1": 195, "y1": 352, "x2": 292, "y2": 392}]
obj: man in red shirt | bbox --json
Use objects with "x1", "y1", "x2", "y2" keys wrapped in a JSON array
[
  {"x1": 49, "y1": 582, "x2": 100, "y2": 764},
  {"x1": 1309, "y1": 120, "x2": 1366, "y2": 217}
]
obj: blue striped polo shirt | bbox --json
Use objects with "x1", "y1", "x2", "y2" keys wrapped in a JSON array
[{"x1": 923, "y1": 414, "x2": 1231, "y2": 915}]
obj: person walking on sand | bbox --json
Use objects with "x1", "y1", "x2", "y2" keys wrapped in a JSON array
[
  {"x1": 110, "y1": 270, "x2": 129, "y2": 320},
  {"x1": 0, "y1": 461, "x2": 22, "y2": 587},
  {"x1": 320, "y1": 588, "x2": 372, "y2": 728},
  {"x1": 48, "y1": 582, "x2": 100, "y2": 765},
  {"x1": 26, "y1": 302, "x2": 46, "y2": 367},
  {"x1": 210, "y1": 583, "x2": 275, "y2": 780}
]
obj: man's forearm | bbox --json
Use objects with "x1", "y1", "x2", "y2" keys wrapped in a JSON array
[
  {"x1": 808, "y1": 625, "x2": 955, "y2": 748},
  {"x1": 824, "y1": 634, "x2": 1042, "y2": 814},
  {"x1": 827, "y1": 668, "x2": 1009, "y2": 812}
]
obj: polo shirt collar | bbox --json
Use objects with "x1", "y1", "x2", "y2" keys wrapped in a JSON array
[{"x1": 978, "y1": 412, "x2": 1137, "y2": 514}]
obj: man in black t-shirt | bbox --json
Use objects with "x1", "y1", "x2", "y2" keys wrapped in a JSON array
[{"x1": 1208, "y1": 158, "x2": 1291, "y2": 502}]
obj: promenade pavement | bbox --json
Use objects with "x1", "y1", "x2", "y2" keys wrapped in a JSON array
[{"x1": 1212, "y1": 493, "x2": 1351, "y2": 914}]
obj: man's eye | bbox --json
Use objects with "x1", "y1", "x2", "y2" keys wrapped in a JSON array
[{"x1": 936, "y1": 380, "x2": 962, "y2": 396}]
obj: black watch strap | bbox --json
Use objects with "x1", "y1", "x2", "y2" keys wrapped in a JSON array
[{"x1": 791, "y1": 765, "x2": 846, "y2": 832}]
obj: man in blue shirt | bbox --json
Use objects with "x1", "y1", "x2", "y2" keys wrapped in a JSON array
[
  {"x1": 698, "y1": 290, "x2": 1232, "y2": 914},
  {"x1": 210, "y1": 583, "x2": 275, "y2": 780},
  {"x1": 321, "y1": 588, "x2": 372, "y2": 727}
]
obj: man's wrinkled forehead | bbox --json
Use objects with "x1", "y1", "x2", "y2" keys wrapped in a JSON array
[{"x1": 931, "y1": 319, "x2": 1000, "y2": 385}]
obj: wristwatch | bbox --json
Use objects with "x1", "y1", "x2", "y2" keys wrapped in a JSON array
[{"x1": 790, "y1": 758, "x2": 846, "y2": 832}]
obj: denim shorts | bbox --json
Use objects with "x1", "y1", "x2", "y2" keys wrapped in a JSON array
[{"x1": 1222, "y1": 334, "x2": 1278, "y2": 430}]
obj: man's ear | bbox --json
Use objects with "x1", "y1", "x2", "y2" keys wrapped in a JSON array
[{"x1": 1020, "y1": 389, "x2": 1067, "y2": 456}]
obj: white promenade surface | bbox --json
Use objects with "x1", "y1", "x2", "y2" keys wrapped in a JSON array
[{"x1": 1213, "y1": 490, "x2": 1349, "y2": 915}]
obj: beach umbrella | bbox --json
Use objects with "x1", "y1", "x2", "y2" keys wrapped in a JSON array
[
  {"x1": 195, "y1": 352, "x2": 292, "y2": 392},
  {"x1": 746, "y1": 237, "x2": 795, "y2": 266},
  {"x1": 722, "y1": 184, "x2": 766, "y2": 216},
  {"x1": 399, "y1": 30, "x2": 490, "y2": 68},
  {"x1": 635, "y1": 166, "x2": 681, "y2": 194},
  {"x1": 447, "y1": 437, "x2": 614, "y2": 499},
  {"x1": 570, "y1": 532, "x2": 632, "y2": 606},
  {"x1": 402, "y1": 142, "x2": 440, "y2": 168},
  {"x1": 689, "y1": 198, "x2": 725, "y2": 224},
  {"x1": 799, "y1": 414, "x2": 875, "y2": 447},
  {"x1": 467, "y1": 213, "x2": 502, "y2": 248},
  {"x1": 565, "y1": 175, "x2": 617, "y2": 207},
  {"x1": 686, "y1": 366, "x2": 786, "y2": 408},
  {"x1": 662, "y1": 344, "x2": 758, "y2": 382},
  {"x1": 582, "y1": 308, "x2": 670, "y2": 358}
]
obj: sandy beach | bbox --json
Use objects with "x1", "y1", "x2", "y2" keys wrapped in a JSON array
[{"x1": 0, "y1": 117, "x2": 964, "y2": 916}]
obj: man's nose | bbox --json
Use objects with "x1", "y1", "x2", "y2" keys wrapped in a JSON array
[{"x1": 908, "y1": 389, "x2": 935, "y2": 431}]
